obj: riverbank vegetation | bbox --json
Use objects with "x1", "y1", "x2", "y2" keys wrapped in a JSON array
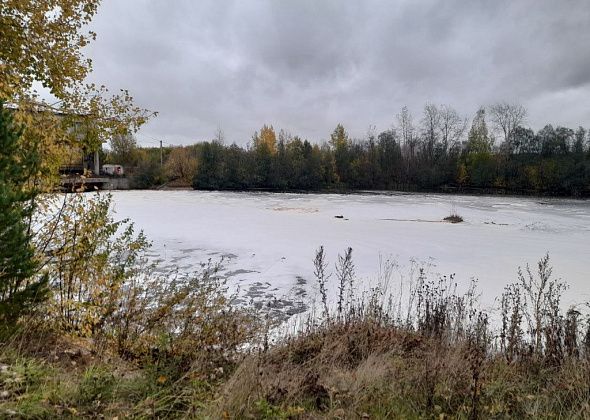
[
  {"x1": 2, "y1": 219, "x2": 590, "y2": 418},
  {"x1": 114, "y1": 105, "x2": 590, "y2": 197}
]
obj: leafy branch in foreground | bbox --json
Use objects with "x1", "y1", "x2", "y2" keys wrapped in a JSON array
[{"x1": 2, "y1": 0, "x2": 156, "y2": 194}]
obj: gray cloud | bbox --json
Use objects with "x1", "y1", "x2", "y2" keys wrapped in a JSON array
[{"x1": 84, "y1": 0, "x2": 590, "y2": 146}]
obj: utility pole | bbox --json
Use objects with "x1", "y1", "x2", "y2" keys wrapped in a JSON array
[{"x1": 160, "y1": 140, "x2": 163, "y2": 167}]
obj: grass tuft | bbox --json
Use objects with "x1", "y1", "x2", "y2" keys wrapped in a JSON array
[{"x1": 444, "y1": 203, "x2": 464, "y2": 223}]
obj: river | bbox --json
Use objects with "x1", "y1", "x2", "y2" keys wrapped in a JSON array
[{"x1": 109, "y1": 190, "x2": 590, "y2": 316}]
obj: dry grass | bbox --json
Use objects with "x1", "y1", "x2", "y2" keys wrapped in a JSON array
[
  {"x1": 214, "y1": 320, "x2": 590, "y2": 419},
  {"x1": 444, "y1": 214, "x2": 464, "y2": 223},
  {"x1": 2, "y1": 238, "x2": 590, "y2": 418},
  {"x1": 211, "y1": 252, "x2": 590, "y2": 419},
  {"x1": 444, "y1": 204, "x2": 464, "y2": 223}
]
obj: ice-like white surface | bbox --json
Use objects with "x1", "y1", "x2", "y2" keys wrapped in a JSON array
[{"x1": 109, "y1": 190, "x2": 590, "y2": 310}]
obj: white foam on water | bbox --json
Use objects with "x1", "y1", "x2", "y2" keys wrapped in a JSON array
[{"x1": 108, "y1": 190, "x2": 590, "y2": 310}]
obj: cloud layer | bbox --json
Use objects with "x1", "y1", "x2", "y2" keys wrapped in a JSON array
[{"x1": 85, "y1": 0, "x2": 590, "y2": 145}]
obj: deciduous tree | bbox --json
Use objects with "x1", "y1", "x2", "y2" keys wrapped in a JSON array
[
  {"x1": 466, "y1": 108, "x2": 492, "y2": 155},
  {"x1": 109, "y1": 132, "x2": 138, "y2": 166},
  {"x1": 1, "y1": 0, "x2": 154, "y2": 189},
  {"x1": 254, "y1": 124, "x2": 277, "y2": 154},
  {"x1": 165, "y1": 146, "x2": 198, "y2": 185},
  {"x1": 330, "y1": 124, "x2": 350, "y2": 184},
  {"x1": 489, "y1": 103, "x2": 527, "y2": 151},
  {"x1": 421, "y1": 103, "x2": 440, "y2": 162},
  {"x1": 439, "y1": 104, "x2": 466, "y2": 152}
]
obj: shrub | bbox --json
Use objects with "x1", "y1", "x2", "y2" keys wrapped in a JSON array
[
  {"x1": 215, "y1": 251, "x2": 590, "y2": 419},
  {"x1": 40, "y1": 193, "x2": 149, "y2": 336},
  {"x1": 443, "y1": 203, "x2": 464, "y2": 223},
  {"x1": 107, "y1": 260, "x2": 261, "y2": 378},
  {"x1": 34, "y1": 192, "x2": 262, "y2": 387}
]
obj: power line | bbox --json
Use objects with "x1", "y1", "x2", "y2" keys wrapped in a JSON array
[{"x1": 135, "y1": 133, "x2": 172, "y2": 147}]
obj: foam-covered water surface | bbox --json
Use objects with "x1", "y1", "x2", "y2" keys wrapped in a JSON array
[{"x1": 109, "y1": 190, "x2": 590, "y2": 311}]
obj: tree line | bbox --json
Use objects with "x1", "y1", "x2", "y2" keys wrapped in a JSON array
[{"x1": 109, "y1": 103, "x2": 590, "y2": 196}]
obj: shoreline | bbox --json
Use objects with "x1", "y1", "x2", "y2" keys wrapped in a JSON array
[{"x1": 133, "y1": 184, "x2": 590, "y2": 200}]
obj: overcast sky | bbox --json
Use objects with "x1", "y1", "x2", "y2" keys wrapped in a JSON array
[{"x1": 84, "y1": 0, "x2": 590, "y2": 147}]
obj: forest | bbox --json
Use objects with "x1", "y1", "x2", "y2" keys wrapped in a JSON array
[{"x1": 110, "y1": 104, "x2": 590, "y2": 196}]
